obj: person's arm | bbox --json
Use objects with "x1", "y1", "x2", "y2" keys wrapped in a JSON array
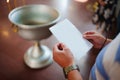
[
  {"x1": 67, "y1": 70, "x2": 82, "y2": 80},
  {"x1": 53, "y1": 43, "x2": 82, "y2": 80}
]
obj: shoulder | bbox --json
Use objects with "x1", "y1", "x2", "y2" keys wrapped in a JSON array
[{"x1": 90, "y1": 33, "x2": 120, "y2": 80}]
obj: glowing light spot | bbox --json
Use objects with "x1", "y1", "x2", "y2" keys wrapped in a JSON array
[
  {"x1": 1, "y1": 30, "x2": 9, "y2": 37},
  {"x1": 6, "y1": 0, "x2": 9, "y2": 3},
  {"x1": 75, "y1": 0, "x2": 88, "y2": 3}
]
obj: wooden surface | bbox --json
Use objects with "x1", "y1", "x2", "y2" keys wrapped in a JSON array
[{"x1": 0, "y1": 0, "x2": 100, "y2": 80}]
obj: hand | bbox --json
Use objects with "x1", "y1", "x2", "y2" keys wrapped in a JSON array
[
  {"x1": 83, "y1": 31, "x2": 106, "y2": 49},
  {"x1": 53, "y1": 43, "x2": 74, "y2": 67}
]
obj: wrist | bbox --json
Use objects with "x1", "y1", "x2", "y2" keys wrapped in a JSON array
[
  {"x1": 63, "y1": 64, "x2": 80, "y2": 79},
  {"x1": 100, "y1": 37, "x2": 108, "y2": 49},
  {"x1": 61, "y1": 60, "x2": 74, "y2": 68},
  {"x1": 105, "y1": 39, "x2": 112, "y2": 45}
]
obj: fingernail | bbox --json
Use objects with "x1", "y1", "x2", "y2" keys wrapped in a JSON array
[
  {"x1": 83, "y1": 35, "x2": 86, "y2": 37},
  {"x1": 58, "y1": 44, "x2": 63, "y2": 50}
]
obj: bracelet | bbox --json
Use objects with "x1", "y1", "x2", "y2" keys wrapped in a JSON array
[
  {"x1": 100, "y1": 37, "x2": 107, "y2": 49},
  {"x1": 63, "y1": 64, "x2": 80, "y2": 79}
]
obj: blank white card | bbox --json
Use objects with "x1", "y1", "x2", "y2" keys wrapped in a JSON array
[{"x1": 49, "y1": 19, "x2": 93, "y2": 60}]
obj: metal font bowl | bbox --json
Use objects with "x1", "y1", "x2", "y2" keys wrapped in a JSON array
[{"x1": 9, "y1": 4, "x2": 60, "y2": 40}]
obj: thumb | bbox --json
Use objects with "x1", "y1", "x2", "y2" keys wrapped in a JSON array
[{"x1": 83, "y1": 35, "x2": 96, "y2": 40}]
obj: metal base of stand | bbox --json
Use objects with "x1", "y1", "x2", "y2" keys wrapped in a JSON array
[{"x1": 24, "y1": 45, "x2": 53, "y2": 69}]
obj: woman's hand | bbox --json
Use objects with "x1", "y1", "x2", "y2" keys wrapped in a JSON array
[
  {"x1": 53, "y1": 43, "x2": 74, "y2": 67},
  {"x1": 83, "y1": 31, "x2": 108, "y2": 49}
]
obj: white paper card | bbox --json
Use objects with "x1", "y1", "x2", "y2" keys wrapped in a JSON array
[{"x1": 49, "y1": 19, "x2": 93, "y2": 60}]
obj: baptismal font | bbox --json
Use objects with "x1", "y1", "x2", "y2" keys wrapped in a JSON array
[{"x1": 8, "y1": 4, "x2": 60, "y2": 69}]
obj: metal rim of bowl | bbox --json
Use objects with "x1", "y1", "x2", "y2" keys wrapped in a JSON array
[{"x1": 8, "y1": 4, "x2": 61, "y2": 29}]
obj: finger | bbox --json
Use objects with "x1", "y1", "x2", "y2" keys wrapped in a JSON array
[
  {"x1": 88, "y1": 39, "x2": 94, "y2": 44},
  {"x1": 53, "y1": 43, "x2": 64, "y2": 54},
  {"x1": 83, "y1": 31, "x2": 96, "y2": 35},
  {"x1": 60, "y1": 43, "x2": 69, "y2": 50},
  {"x1": 57, "y1": 43, "x2": 63, "y2": 50},
  {"x1": 83, "y1": 35, "x2": 96, "y2": 40}
]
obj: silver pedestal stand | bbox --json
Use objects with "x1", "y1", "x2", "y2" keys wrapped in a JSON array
[{"x1": 24, "y1": 42, "x2": 53, "y2": 69}]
